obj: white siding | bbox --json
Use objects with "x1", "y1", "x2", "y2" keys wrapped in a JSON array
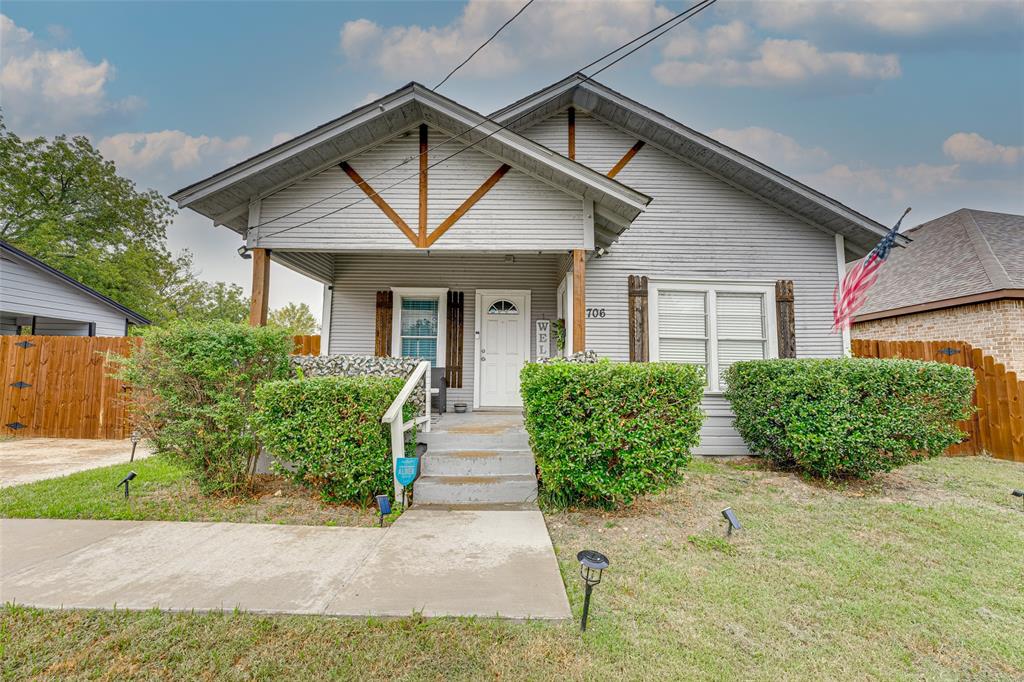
[
  {"x1": 330, "y1": 253, "x2": 560, "y2": 409},
  {"x1": 525, "y1": 111, "x2": 845, "y2": 455},
  {"x1": 256, "y1": 125, "x2": 585, "y2": 252},
  {"x1": 0, "y1": 255, "x2": 128, "y2": 336}
]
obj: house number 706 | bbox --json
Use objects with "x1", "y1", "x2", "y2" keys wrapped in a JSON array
[{"x1": 586, "y1": 308, "x2": 607, "y2": 318}]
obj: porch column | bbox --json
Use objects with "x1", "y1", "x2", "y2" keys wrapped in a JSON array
[
  {"x1": 572, "y1": 249, "x2": 586, "y2": 353},
  {"x1": 249, "y1": 248, "x2": 271, "y2": 326}
]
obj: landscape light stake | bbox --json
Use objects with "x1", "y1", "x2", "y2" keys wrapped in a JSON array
[
  {"x1": 577, "y1": 550, "x2": 609, "y2": 632},
  {"x1": 129, "y1": 430, "x2": 141, "y2": 462},
  {"x1": 118, "y1": 471, "x2": 137, "y2": 501},
  {"x1": 1012, "y1": 489, "x2": 1024, "y2": 511},
  {"x1": 722, "y1": 507, "x2": 741, "y2": 537},
  {"x1": 375, "y1": 495, "x2": 391, "y2": 527}
]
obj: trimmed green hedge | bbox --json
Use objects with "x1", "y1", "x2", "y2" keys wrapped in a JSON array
[
  {"x1": 252, "y1": 376, "x2": 407, "y2": 504},
  {"x1": 724, "y1": 358, "x2": 975, "y2": 479},
  {"x1": 116, "y1": 320, "x2": 293, "y2": 495},
  {"x1": 521, "y1": 359, "x2": 705, "y2": 507}
]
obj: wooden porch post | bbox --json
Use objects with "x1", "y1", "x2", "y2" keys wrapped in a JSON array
[
  {"x1": 249, "y1": 248, "x2": 271, "y2": 326},
  {"x1": 572, "y1": 249, "x2": 586, "y2": 353}
]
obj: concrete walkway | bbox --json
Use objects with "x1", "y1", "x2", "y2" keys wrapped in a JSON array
[
  {"x1": 0, "y1": 510, "x2": 571, "y2": 620},
  {"x1": 0, "y1": 438, "x2": 153, "y2": 488}
]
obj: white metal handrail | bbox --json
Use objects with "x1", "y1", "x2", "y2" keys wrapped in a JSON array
[{"x1": 381, "y1": 360, "x2": 431, "y2": 500}]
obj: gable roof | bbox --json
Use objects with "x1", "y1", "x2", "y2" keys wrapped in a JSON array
[
  {"x1": 855, "y1": 209, "x2": 1024, "y2": 320},
  {"x1": 491, "y1": 74, "x2": 905, "y2": 254},
  {"x1": 0, "y1": 240, "x2": 150, "y2": 324},
  {"x1": 171, "y1": 82, "x2": 651, "y2": 247}
]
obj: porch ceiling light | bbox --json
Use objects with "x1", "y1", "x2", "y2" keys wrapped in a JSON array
[
  {"x1": 722, "y1": 507, "x2": 741, "y2": 536},
  {"x1": 237, "y1": 245, "x2": 252, "y2": 260},
  {"x1": 577, "y1": 549, "x2": 609, "y2": 632}
]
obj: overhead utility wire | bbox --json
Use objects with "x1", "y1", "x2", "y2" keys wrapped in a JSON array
[
  {"x1": 253, "y1": 0, "x2": 713, "y2": 235},
  {"x1": 257, "y1": 0, "x2": 718, "y2": 240},
  {"x1": 250, "y1": 0, "x2": 539, "y2": 232},
  {"x1": 434, "y1": 0, "x2": 537, "y2": 90}
]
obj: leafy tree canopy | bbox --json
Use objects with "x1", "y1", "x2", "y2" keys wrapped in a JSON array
[
  {"x1": 269, "y1": 302, "x2": 319, "y2": 335},
  {"x1": 0, "y1": 118, "x2": 245, "y2": 325}
]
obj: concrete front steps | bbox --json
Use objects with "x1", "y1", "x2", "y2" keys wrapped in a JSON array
[
  {"x1": 415, "y1": 451, "x2": 538, "y2": 506},
  {"x1": 413, "y1": 412, "x2": 538, "y2": 506}
]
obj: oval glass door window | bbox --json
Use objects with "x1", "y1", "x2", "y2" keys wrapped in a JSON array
[{"x1": 487, "y1": 299, "x2": 519, "y2": 315}]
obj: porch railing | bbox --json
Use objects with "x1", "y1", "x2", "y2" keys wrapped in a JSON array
[{"x1": 381, "y1": 360, "x2": 432, "y2": 500}]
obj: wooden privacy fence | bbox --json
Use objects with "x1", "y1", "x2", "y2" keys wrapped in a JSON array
[
  {"x1": 292, "y1": 334, "x2": 321, "y2": 355},
  {"x1": 1, "y1": 336, "x2": 137, "y2": 439},
  {"x1": 853, "y1": 339, "x2": 1024, "y2": 462},
  {"x1": 1, "y1": 334, "x2": 322, "y2": 440}
]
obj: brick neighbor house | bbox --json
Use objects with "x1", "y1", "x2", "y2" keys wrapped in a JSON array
[{"x1": 852, "y1": 208, "x2": 1024, "y2": 372}]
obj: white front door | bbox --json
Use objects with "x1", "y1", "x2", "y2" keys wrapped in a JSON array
[{"x1": 477, "y1": 291, "x2": 529, "y2": 407}]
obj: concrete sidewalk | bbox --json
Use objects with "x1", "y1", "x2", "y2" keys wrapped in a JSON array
[{"x1": 0, "y1": 510, "x2": 571, "y2": 620}]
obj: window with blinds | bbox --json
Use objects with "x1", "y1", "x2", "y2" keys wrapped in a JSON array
[
  {"x1": 652, "y1": 282, "x2": 775, "y2": 392},
  {"x1": 400, "y1": 298, "x2": 439, "y2": 365}
]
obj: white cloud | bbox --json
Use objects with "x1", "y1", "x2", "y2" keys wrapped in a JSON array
[
  {"x1": 750, "y1": 0, "x2": 1021, "y2": 36},
  {"x1": 98, "y1": 130, "x2": 251, "y2": 172},
  {"x1": 943, "y1": 132, "x2": 1022, "y2": 165},
  {"x1": 340, "y1": 0, "x2": 673, "y2": 81},
  {"x1": 654, "y1": 37, "x2": 900, "y2": 87},
  {"x1": 710, "y1": 126, "x2": 830, "y2": 170},
  {"x1": 811, "y1": 162, "x2": 961, "y2": 202},
  {"x1": 0, "y1": 14, "x2": 141, "y2": 134}
]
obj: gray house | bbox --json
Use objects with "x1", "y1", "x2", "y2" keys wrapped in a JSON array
[
  {"x1": 172, "y1": 75, "x2": 893, "y2": 455},
  {"x1": 0, "y1": 240, "x2": 149, "y2": 336}
]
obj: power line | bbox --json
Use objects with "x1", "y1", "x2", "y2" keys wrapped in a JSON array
[
  {"x1": 257, "y1": 0, "x2": 718, "y2": 241},
  {"x1": 252, "y1": 0, "x2": 716, "y2": 234},
  {"x1": 435, "y1": 0, "x2": 537, "y2": 90}
]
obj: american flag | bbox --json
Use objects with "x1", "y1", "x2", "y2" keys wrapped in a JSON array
[{"x1": 833, "y1": 207, "x2": 911, "y2": 332}]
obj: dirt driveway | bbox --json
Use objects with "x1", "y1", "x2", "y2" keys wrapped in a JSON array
[{"x1": 0, "y1": 438, "x2": 153, "y2": 488}]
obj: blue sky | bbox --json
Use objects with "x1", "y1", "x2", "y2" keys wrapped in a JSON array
[{"x1": 3, "y1": 1, "x2": 1022, "y2": 321}]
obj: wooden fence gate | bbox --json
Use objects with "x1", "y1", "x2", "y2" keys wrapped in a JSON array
[
  {"x1": 1, "y1": 336, "x2": 137, "y2": 439},
  {"x1": 852, "y1": 339, "x2": 1024, "y2": 462},
  {"x1": 2, "y1": 334, "x2": 321, "y2": 440}
]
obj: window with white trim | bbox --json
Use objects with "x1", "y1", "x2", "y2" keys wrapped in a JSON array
[
  {"x1": 651, "y1": 281, "x2": 777, "y2": 392},
  {"x1": 391, "y1": 288, "x2": 447, "y2": 368}
]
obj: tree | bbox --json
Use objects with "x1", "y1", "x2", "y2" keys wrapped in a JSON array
[
  {"x1": 269, "y1": 302, "x2": 319, "y2": 335},
  {"x1": 0, "y1": 118, "x2": 244, "y2": 326},
  {"x1": 0, "y1": 118, "x2": 179, "y2": 322}
]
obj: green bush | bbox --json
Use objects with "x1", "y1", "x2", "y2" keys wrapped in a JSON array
[
  {"x1": 117, "y1": 320, "x2": 293, "y2": 495},
  {"x1": 520, "y1": 359, "x2": 705, "y2": 507},
  {"x1": 724, "y1": 358, "x2": 975, "y2": 479},
  {"x1": 251, "y1": 376, "x2": 407, "y2": 504}
]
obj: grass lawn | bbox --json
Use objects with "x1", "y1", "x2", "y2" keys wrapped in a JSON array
[
  {"x1": 4, "y1": 456, "x2": 1023, "y2": 680},
  {"x1": 0, "y1": 456, "x2": 382, "y2": 527}
]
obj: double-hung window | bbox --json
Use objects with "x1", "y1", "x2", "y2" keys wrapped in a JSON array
[
  {"x1": 650, "y1": 281, "x2": 777, "y2": 392},
  {"x1": 391, "y1": 288, "x2": 448, "y2": 368}
]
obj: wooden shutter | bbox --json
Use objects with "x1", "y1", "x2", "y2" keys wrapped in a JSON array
[
  {"x1": 775, "y1": 280, "x2": 796, "y2": 358},
  {"x1": 627, "y1": 275, "x2": 649, "y2": 362},
  {"x1": 374, "y1": 290, "x2": 393, "y2": 357},
  {"x1": 445, "y1": 291, "x2": 464, "y2": 388}
]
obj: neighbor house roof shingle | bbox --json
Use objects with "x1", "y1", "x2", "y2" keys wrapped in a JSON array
[{"x1": 856, "y1": 208, "x2": 1024, "y2": 320}]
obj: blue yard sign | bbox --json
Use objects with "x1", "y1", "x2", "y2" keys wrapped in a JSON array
[{"x1": 395, "y1": 457, "x2": 419, "y2": 488}]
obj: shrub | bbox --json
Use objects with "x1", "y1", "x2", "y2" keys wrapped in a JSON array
[
  {"x1": 117, "y1": 320, "x2": 293, "y2": 495},
  {"x1": 520, "y1": 359, "x2": 705, "y2": 507},
  {"x1": 724, "y1": 358, "x2": 975, "y2": 480},
  {"x1": 251, "y1": 376, "x2": 407, "y2": 504}
]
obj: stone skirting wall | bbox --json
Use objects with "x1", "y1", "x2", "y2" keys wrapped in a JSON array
[
  {"x1": 853, "y1": 299, "x2": 1024, "y2": 373},
  {"x1": 290, "y1": 354, "x2": 427, "y2": 418}
]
